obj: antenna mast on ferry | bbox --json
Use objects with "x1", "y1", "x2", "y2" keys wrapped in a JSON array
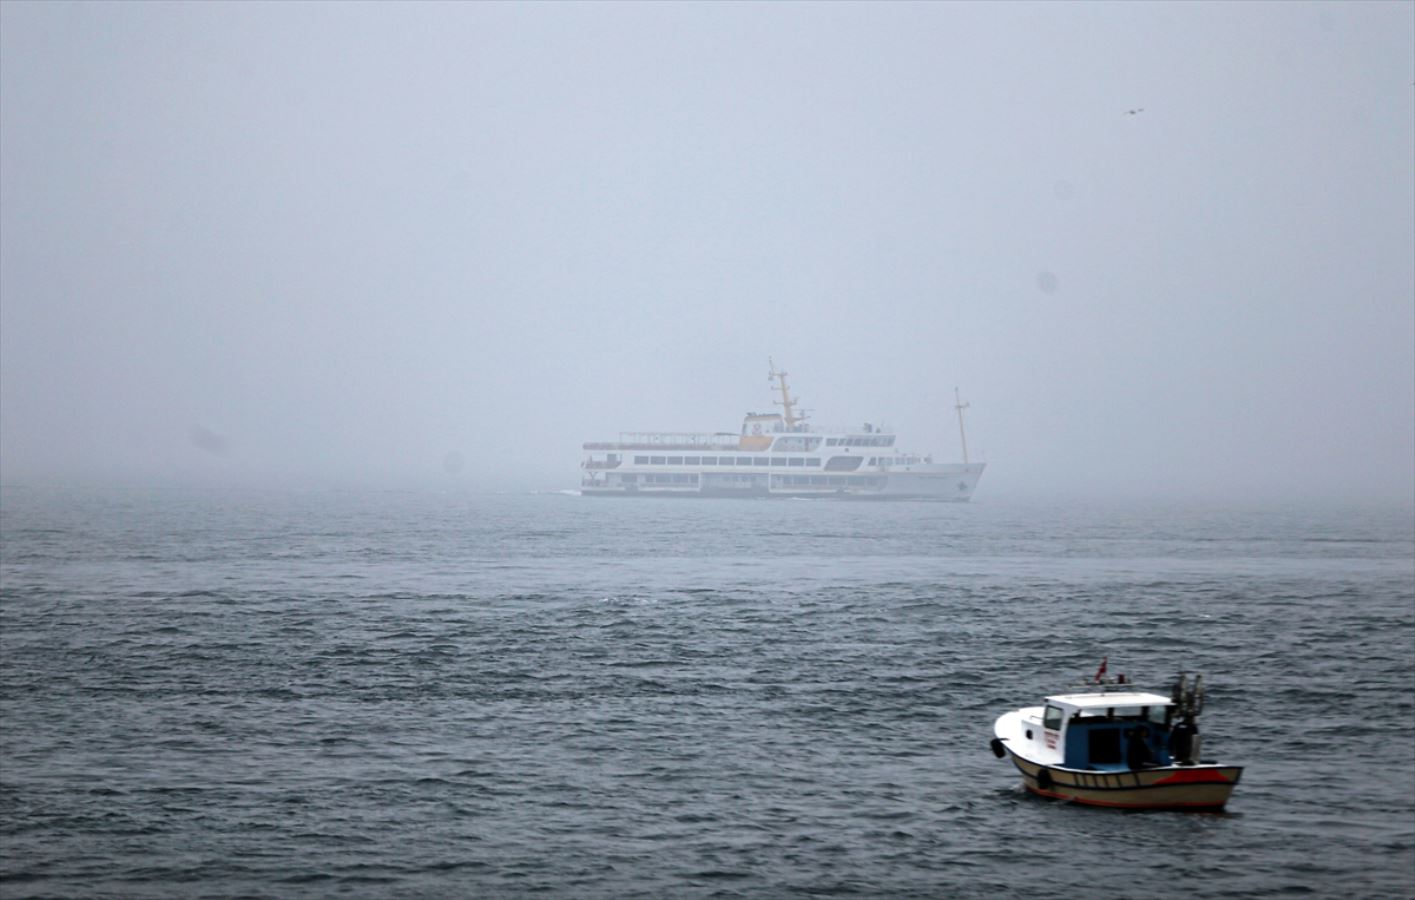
[
  {"x1": 954, "y1": 387, "x2": 971, "y2": 464},
  {"x1": 768, "y1": 358, "x2": 804, "y2": 429}
]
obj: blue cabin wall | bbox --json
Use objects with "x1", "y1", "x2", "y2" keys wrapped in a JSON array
[{"x1": 1063, "y1": 722, "x2": 1174, "y2": 769}]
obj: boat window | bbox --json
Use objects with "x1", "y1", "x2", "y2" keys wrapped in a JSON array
[
  {"x1": 788, "y1": 457, "x2": 804, "y2": 467},
  {"x1": 755, "y1": 457, "x2": 769, "y2": 465},
  {"x1": 736, "y1": 457, "x2": 753, "y2": 466},
  {"x1": 685, "y1": 457, "x2": 700, "y2": 465},
  {"x1": 650, "y1": 456, "x2": 666, "y2": 465},
  {"x1": 621, "y1": 474, "x2": 637, "y2": 483},
  {"x1": 635, "y1": 456, "x2": 649, "y2": 465},
  {"x1": 1088, "y1": 728, "x2": 1122, "y2": 764},
  {"x1": 826, "y1": 438, "x2": 838, "y2": 447},
  {"x1": 700, "y1": 457, "x2": 716, "y2": 465},
  {"x1": 771, "y1": 458, "x2": 787, "y2": 467},
  {"x1": 667, "y1": 457, "x2": 683, "y2": 465},
  {"x1": 805, "y1": 458, "x2": 821, "y2": 467},
  {"x1": 1043, "y1": 705, "x2": 1064, "y2": 731}
]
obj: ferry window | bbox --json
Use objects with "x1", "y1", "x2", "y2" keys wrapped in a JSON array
[
  {"x1": 688, "y1": 474, "x2": 698, "y2": 483},
  {"x1": 650, "y1": 456, "x2": 666, "y2": 465},
  {"x1": 668, "y1": 456, "x2": 683, "y2": 465},
  {"x1": 635, "y1": 456, "x2": 648, "y2": 465},
  {"x1": 737, "y1": 457, "x2": 752, "y2": 466},
  {"x1": 771, "y1": 458, "x2": 787, "y2": 467},
  {"x1": 621, "y1": 474, "x2": 637, "y2": 483},
  {"x1": 685, "y1": 457, "x2": 700, "y2": 465},
  {"x1": 700, "y1": 456, "x2": 716, "y2": 465},
  {"x1": 826, "y1": 438, "x2": 838, "y2": 447},
  {"x1": 868, "y1": 457, "x2": 876, "y2": 466},
  {"x1": 884, "y1": 437, "x2": 895, "y2": 446},
  {"x1": 788, "y1": 457, "x2": 804, "y2": 467},
  {"x1": 755, "y1": 457, "x2": 769, "y2": 465},
  {"x1": 1043, "y1": 705, "x2": 1064, "y2": 731},
  {"x1": 806, "y1": 458, "x2": 821, "y2": 467}
]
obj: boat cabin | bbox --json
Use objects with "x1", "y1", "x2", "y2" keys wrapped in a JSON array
[{"x1": 1034, "y1": 691, "x2": 1178, "y2": 770}]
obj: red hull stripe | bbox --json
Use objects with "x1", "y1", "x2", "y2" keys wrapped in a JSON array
[{"x1": 1152, "y1": 769, "x2": 1234, "y2": 785}]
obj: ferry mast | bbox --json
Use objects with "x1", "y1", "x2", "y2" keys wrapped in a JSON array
[
  {"x1": 768, "y1": 358, "x2": 805, "y2": 430},
  {"x1": 954, "y1": 387, "x2": 971, "y2": 464}
]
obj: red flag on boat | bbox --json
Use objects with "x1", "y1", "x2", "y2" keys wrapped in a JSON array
[{"x1": 1094, "y1": 657, "x2": 1108, "y2": 683}]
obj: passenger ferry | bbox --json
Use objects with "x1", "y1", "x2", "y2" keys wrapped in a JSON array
[{"x1": 580, "y1": 362, "x2": 985, "y2": 500}]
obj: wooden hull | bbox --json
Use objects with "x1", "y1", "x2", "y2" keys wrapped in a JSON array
[{"x1": 1006, "y1": 751, "x2": 1242, "y2": 810}]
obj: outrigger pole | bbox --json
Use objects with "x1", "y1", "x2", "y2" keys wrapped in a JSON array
[{"x1": 954, "y1": 387, "x2": 971, "y2": 464}]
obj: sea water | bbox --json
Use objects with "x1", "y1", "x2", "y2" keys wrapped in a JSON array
[{"x1": 1, "y1": 487, "x2": 1412, "y2": 898}]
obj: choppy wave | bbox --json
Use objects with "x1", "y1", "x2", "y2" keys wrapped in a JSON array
[{"x1": 1, "y1": 488, "x2": 1412, "y2": 898}]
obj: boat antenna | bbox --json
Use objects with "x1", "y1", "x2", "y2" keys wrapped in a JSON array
[
  {"x1": 953, "y1": 387, "x2": 971, "y2": 464},
  {"x1": 768, "y1": 358, "x2": 804, "y2": 429}
]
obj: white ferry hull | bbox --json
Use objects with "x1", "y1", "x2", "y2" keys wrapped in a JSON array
[{"x1": 581, "y1": 463, "x2": 984, "y2": 501}]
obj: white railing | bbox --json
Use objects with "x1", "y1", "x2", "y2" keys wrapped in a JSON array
[{"x1": 617, "y1": 432, "x2": 739, "y2": 446}]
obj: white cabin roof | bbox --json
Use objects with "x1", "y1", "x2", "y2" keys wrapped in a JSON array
[{"x1": 1046, "y1": 691, "x2": 1172, "y2": 710}]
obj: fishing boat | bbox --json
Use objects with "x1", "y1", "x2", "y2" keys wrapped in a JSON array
[
  {"x1": 580, "y1": 361, "x2": 985, "y2": 499},
  {"x1": 990, "y1": 663, "x2": 1242, "y2": 810}
]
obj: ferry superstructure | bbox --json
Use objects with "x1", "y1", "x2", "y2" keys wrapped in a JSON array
[{"x1": 580, "y1": 363, "x2": 985, "y2": 500}]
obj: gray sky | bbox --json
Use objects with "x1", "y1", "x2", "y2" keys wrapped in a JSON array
[{"x1": 2, "y1": 1, "x2": 1412, "y2": 503}]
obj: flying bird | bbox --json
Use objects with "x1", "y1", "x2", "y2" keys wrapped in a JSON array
[{"x1": 1124, "y1": 108, "x2": 1145, "y2": 116}]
